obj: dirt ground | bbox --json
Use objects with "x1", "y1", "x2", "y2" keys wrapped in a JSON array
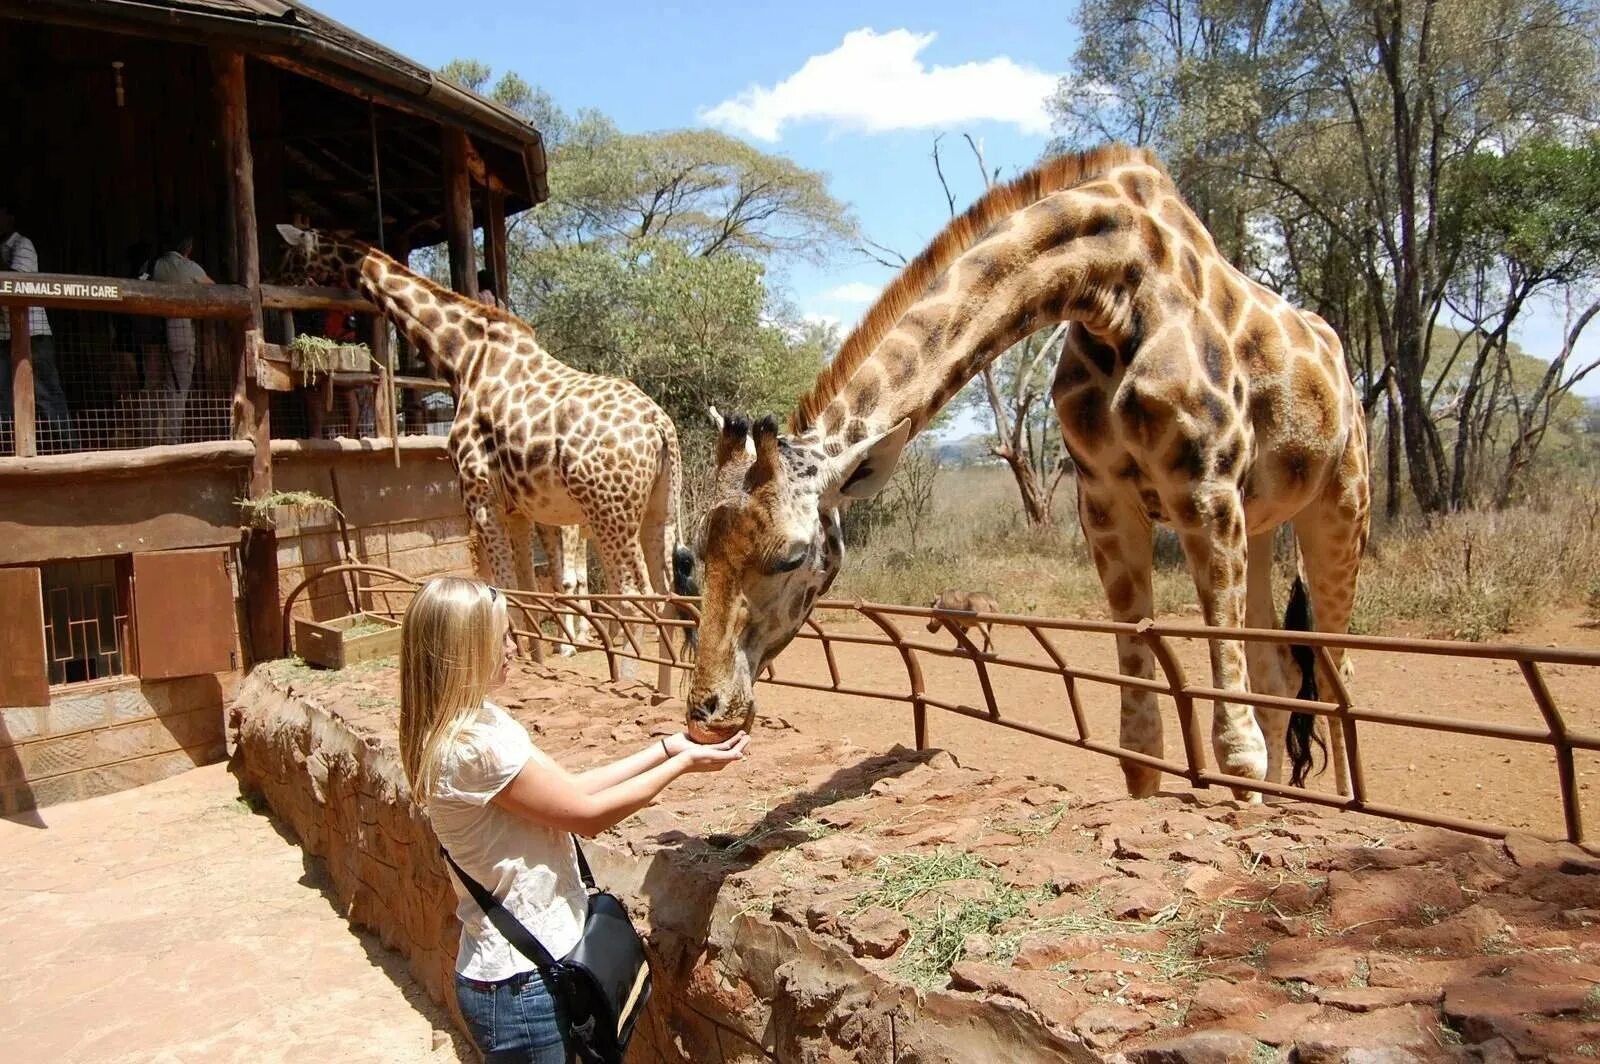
[
  {"x1": 564, "y1": 609, "x2": 1600, "y2": 840},
  {"x1": 0, "y1": 763, "x2": 472, "y2": 1064}
]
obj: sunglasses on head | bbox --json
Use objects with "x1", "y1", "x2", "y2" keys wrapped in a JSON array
[{"x1": 486, "y1": 585, "x2": 500, "y2": 603}]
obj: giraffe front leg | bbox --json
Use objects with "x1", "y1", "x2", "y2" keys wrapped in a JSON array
[
  {"x1": 504, "y1": 512, "x2": 545, "y2": 664},
  {"x1": 590, "y1": 528, "x2": 653, "y2": 684},
  {"x1": 463, "y1": 483, "x2": 517, "y2": 590},
  {"x1": 1173, "y1": 486, "x2": 1266, "y2": 801},
  {"x1": 561, "y1": 525, "x2": 594, "y2": 651},
  {"x1": 1079, "y1": 488, "x2": 1163, "y2": 798},
  {"x1": 1244, "y1": 531, "x2": 1296, "y2": 787},
  {"x1": 535, "y1": 523, "x2": 579, "y2": 657}
]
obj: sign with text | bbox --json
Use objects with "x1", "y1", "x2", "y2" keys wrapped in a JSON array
[{"x1": 0, "y1": 278, "x2": 121, "y2": 301}]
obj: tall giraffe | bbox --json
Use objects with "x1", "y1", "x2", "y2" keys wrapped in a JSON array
[
  {"x1": 682, "y1": 146, "x2": 1367, "y2": 802},
  {"x1": 274, "y1": 225, "x2": 693, "y2": 674}
]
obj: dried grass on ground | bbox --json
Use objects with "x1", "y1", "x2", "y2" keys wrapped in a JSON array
[{"x1": 828, "y1": 467, "x2": 1600, "y2": 641}]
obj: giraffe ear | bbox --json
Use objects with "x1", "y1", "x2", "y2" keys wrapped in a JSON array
[
  {"x1": 824, "y1": 419, "x2": 913, "y2": 503},
  {"x1": 275, "y1": 223, "x2": 314, "y2": 250}
]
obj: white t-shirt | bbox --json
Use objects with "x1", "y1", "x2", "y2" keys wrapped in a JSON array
[{"x1": 427, "y1": 701, "x2": 588, "y2": 981}]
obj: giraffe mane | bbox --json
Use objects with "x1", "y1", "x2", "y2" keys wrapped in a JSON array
[{"x1": 790, "y1": 142, "x2": 1162, "y2": 433}]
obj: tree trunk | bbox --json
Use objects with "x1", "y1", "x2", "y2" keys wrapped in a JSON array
[
  {"x1": 1384, "y1": 373, "x2": 1402, "y2": 521},
  {"x1": 996, "y1": 446, "x2": 1053, "y2": 528}
]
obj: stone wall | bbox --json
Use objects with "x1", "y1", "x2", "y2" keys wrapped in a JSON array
[
  {"x1": 229, "y1": 663, "x2": 1101, "y2": 1063},
  {"x1": 1, "y1": 673, "x2": 230, "y2": 814}
]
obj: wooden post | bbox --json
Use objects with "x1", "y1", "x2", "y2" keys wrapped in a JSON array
[
  {"x1": 486, "y1": 188, "x2": 509, "y2": 304},
  {"x1": 441, "y1": 127, "x2": 478, "y2": 298},
  {"x1": 371, "y1": 316, "x2": 399, "y2": 467},
  {"x1": 7, "y1": 310, "x2": 36, "y2": 458},
  {"x1": 214, "y1": 47, "x2": 281, "y2": 665}
]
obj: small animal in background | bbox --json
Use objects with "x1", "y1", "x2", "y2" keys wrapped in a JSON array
[{"x1": 926, "y1": 590, "x2": 1000, "y2": 654}]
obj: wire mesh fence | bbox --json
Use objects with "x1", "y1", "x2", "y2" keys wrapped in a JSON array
[
  {"x1": 283, "y1": 564, "x2": 1600, "y2": 850},
  {"x1": 1, "y1": 307, "x2": 236, "y2": 455}
]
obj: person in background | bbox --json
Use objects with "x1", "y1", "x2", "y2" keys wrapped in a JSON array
[
  {"x1": 0, "y1": 205, "x2": 75, "y2": 452},
  {"x1": 399, "y1": 577, "x2": 749, "y2": 1062},
  {"x1": 149, "y1": 233, "x2": 213, "y2": 446},
  {"x1": 304, "y1": 306, "x2": 374, "y2": 439},
  {"x1": 477, "y1": 269, "x2": 499, "y2": 308}
]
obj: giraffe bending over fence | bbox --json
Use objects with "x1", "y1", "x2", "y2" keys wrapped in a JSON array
[
  {"x1": 275, "y1": 225, "x2": 694, "y2": 680},
  {"x1": 683, "y1": 145, "x2": 1364, "y2": 803}
]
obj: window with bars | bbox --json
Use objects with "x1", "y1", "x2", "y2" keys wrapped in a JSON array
[
  {"x1": 40, "y1": 557, "x2": 132, "y2": 686},
  {"x1": 0, "y1": 549, "x2": 238, "y2": 707}
]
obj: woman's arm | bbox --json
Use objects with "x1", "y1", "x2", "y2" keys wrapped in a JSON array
[
  {"x1": 569, "y1": 733, "x2": 701, "y2": 794},
  {"x1": 492, "y1": 732, "x2": 748, "y2": 836}
]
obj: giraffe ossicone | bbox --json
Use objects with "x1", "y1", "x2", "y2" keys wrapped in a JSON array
[
  {"x1": 274, "y1": 224, "x2": 696, "y2": 676},
  {"x1": 685, "y1": 145, "x2": 1366, "y2": 804}
]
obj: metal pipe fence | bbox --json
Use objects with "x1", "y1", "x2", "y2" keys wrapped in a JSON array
[{"x1": 281, "y1": 563, "x2": 1600, "y2": 850}]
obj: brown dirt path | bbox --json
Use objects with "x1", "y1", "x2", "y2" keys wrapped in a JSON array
[{"x1": 0, "y1": 763, "x2": 472, "y2": 1064}]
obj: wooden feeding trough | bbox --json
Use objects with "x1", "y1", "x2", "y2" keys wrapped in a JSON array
[{"x1": 294, "y1": 612, "x2": 401, "y2": 670}]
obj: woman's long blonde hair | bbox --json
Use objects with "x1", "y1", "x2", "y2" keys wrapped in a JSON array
[{"x1": 399, "y1": 576, "x2": 509, "y2": 801}]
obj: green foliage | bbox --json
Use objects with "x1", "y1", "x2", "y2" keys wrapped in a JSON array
[{"x1": 1449, "y1": 137, "x2": 1600, "y2": 284}]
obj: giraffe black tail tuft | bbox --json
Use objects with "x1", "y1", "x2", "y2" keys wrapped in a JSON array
[
  {"x1": 672, "y1": 544, "x2": 699, "y2": 655},
  {"x1": 1284, "y1": 574, "x2": 1326, "y2": 788}
]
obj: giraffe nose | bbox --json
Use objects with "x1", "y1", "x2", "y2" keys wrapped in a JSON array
[{"x1": 689, "y1": 695, "x2": 719, "y2": 723}]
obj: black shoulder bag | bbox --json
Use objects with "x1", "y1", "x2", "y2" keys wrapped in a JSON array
[{"x1": 442, "y1": 838, "x2": 652, "y2": 1064}]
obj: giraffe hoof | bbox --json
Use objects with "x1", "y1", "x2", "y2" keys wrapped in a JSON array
[
  {"x1": 556, "y1": 645, "x2": 577, "y2": 658},
  {"x1": 1122, "y1": 766, "x2": 1162, "y2": 799}
]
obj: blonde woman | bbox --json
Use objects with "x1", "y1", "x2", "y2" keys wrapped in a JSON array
[{"x1": 399, "y1": 576, "x2": 748, "y2": 1063}]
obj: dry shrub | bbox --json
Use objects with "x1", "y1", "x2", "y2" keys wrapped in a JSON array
[
  {"x1": 831, "y1": 467, "x2": 1600, "y2": 639},
  {"x1": 1355, "y1": 489, "x2": 1600, "y2": 639}
]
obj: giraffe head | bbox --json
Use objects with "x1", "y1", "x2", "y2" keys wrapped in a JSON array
[
  {"x1": 272, "y1": 223, "x2": 366, "y2": 289},
  {"x1": 684, "y1": 409, "x2": 910, "y2": 743}
]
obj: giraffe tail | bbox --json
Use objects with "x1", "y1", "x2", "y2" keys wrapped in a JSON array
[{"x1": 1283, "y1": 573, "x2": 1326, "y2": 788}]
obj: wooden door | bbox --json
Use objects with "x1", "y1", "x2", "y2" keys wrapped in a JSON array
[{"x1": 132, "y1": 549, "x2": 238, "y2": 680}]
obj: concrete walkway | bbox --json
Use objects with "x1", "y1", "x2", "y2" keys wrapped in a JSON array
[{"x1": 0, "y1": 763, "x2": 471, "y2": 1064}]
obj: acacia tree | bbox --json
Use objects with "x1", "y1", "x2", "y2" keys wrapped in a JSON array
[{"x1": 1443, "y1": 138, "x2": 1600, "y2": 507}]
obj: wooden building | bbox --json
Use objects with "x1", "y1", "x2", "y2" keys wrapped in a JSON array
[{"x1": 0, "y1": 0, "x2": 547, "y2": 813}]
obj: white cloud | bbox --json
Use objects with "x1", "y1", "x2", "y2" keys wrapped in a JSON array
[
  {"x1": 700, "y1": 28, "x2": 1059, "y2": 142},
  {"x1": 818, "y1": 281, "x2": 881, "y2": 305}
]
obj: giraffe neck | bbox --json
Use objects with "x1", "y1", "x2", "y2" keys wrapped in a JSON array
[
  {"x1": 348, "y1": 246, "x2": 544, "y2": 383},
  {"x1": 808, "y1": 188, "x2": 1147, "y2": 449}
]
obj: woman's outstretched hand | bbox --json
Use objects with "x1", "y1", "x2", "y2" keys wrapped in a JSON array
[{"x1": 676, "y1": 731, "x2": 750, "y2": 772}]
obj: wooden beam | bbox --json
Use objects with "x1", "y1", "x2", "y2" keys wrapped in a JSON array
[
  {"x1": 7, "y1": 311, "x2": 36, "y2": 459},
  {"x1": 0, "y1": 439, "x2": 255, "y2": 482},
  {"x1": 260, "y1": 284, "x2": 378, "y2": 313},
  {"x1": 441, "y1": 127, "x2": 478, "y2": 298},
  {"x1": 214, "y1": 46, "x2": 281, "y2": 667},
  {"x1": 0, "y1": 274, "x2": 252, "y2": 318},
  {"x1": 486, "y1": 187, "x2": 510, "y2": 303}
]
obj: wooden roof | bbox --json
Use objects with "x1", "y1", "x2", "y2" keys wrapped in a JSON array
[{"x1": 1, "y1": 0, "x2": 548, "y2": 209}]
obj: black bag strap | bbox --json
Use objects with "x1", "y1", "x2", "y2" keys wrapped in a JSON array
[
  {"x1": 439, "y1": 845, "x2": 559, "y2": 970},
  {"x1": 439, "y1": 834, "x2": 596, "y2": 969},
  {"x1": 571, "y1": 836, "x2": 597, "y2": 892}
]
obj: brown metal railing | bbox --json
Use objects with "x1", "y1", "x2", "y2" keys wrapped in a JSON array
[{"x1": 280, "y1": 564, "x2": 1600, "y2": 850}]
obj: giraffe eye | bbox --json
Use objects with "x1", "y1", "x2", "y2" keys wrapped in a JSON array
[{"x1": 769, "y1": 547, "x2": 808, "y2": 574}]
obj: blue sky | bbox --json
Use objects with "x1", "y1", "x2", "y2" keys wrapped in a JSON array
[{"x1": 318, "y1": 0, "x2": 1598, "y2": 409}]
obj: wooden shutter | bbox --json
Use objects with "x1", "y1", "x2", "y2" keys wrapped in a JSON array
[
  {"x1": 132, "y1": 549, "x2": 238, "y2": 680},
  {"x1": 0, "y1": 567, "x2": 49, "y2": 707}
]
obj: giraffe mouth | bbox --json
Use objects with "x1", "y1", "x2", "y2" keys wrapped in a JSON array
[{"x1": 686, "y1": 706, "x2": 755, "y2": 746}]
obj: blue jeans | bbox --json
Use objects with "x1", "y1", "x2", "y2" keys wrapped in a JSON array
[{"x1": 456, "y1": 969, "x2": 572, "y2": 1063}]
